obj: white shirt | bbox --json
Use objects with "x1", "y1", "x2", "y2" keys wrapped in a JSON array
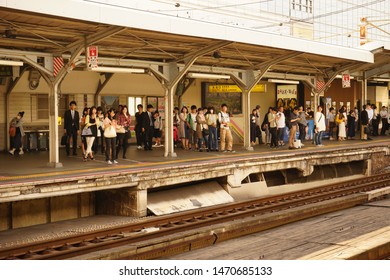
[
  {"x1": 366, "y1": 108, "x2": 374, "y2": 121},
  {"x1": 276, "y1": 112, "x2": 285, "y2": 128},
  {"x1": 315, "y1": 112, "x2": 326, "y2": 132},
  {"x1": 218, "y1": 112, "x2": 230, "y2": 129},
  {"x1": 380, "y1": 109, "x2": 388, "y2": 118}
]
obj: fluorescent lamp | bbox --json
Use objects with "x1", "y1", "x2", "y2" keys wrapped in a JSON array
[
  {"x1": 268, "y1": 79, "x2": 299, "y2": 84},
  {"x1": 90, "y1": 66, "x2": 145, "y2": 74},
  {"x1": 372, "y1": 78, "x2": 390, "y2": 82},
  {"x1": 187, "y1": 72, "x2": 230, "y2": 79},
  {"x1": 0, "y1": 60, "x2": 23, "y2": 66},
  {"x1": 336, "y1": 75, "x2": 355, "y2": 79}
]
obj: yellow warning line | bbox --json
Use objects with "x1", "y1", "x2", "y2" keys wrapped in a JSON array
[{"x1": 1, "y1": 140, "x2": 387, "y2": 182}]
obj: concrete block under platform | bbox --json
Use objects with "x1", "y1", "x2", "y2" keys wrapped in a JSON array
[
  {"x1": 51, "y1": 195, "x2": 79, "y2": 222},
  {"x1": 12, "y1": 199, "x2": 48, "y2": 229},
  {"x1": 227, "y1": 181, "x2": 269, "y2": 201},
  {"x1": 148, "y1": 181, "x2": 234, "y2": 215}
]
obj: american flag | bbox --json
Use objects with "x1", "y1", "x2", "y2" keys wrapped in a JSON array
[
  {"x1": 316, "y1": 78, "x2": 325, "y2": 91},
  {"x1": 53, "y1": 56, "x2": 64, "y2": 77}
]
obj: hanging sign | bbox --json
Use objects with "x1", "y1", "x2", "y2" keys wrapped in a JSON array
[
  {"x1": 208, "y1": 84, "x2": 265, "y2": 93},
  {"x1": 87, "y1": 46, "x2": 98, "y2": 69},
  {"x1": 342, "y1": 74, "x2": 351, "y2": 88}
]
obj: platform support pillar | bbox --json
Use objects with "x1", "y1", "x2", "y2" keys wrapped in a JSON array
[
  {"x1": 126, "y1": 188, "x2": 148, "y2": 217},
  {"x1": 242, "y1": 89, "x2": 253, "y2": 151},
  {"x1": 163, "y1": 85, "x2": 177, "y2": 158},
  {"x1": 47, "y1": 82, "x2": 63, "y2": 168}
]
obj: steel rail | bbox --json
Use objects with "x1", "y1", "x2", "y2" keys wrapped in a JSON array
[{"x1": 1, "y1": 173, "x2": 389, "y2": 260}]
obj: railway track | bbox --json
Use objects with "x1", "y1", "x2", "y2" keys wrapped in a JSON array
[{"x1": 1, "y1": 173, "x2": 390, "y2": 260}]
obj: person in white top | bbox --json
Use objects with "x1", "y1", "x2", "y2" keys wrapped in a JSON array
[
  {"x1": 276, "y1": 106, "x2": 286, "y2": 147},
  {"x1": 380, "y1": 106, "x2": 388, "y2": 135},
  {"x1": 314, "y1": 105, "x2": 326, "y2": 146},
  {"x1": 206, "y1": 106, "x2": 218, "y2": 151},
  {"x1": 366, "y1": 104, "x2": 374, "y2": 122},
  {"x1": 218, "y1": 104, "x2": 234, "y2": 152}
]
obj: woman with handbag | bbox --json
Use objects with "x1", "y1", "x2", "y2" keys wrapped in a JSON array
[
  {"x1": 196, "y1": 108, "x2": 208, "y2": 152},
  {"x1": 8, "y1": 111, "x2": 25, "y2": 156},
  {"x1": 179, "y1": 106, "x2": 190, "y2": 150},
  {"x1": 82, "y1": 106, "x2": 99, "y2": 162},
  {"x1": 116, "y1": 105, "x2": 131, "y2": 159},
  {"x1": 336, "y1": 110, "x2": 346, "y2": 141},
  {"x1": 153, "y1": 111, "x2": 163, "y2": 147},
  {"x1": 103, "y1": 108, "x2": 118, "y2": 164},
  {"x1": 79, "y1": 107, "x2": 89, "y2": 157}
]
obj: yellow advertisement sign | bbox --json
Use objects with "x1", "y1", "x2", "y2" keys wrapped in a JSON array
[{"x1": 208, "y1": 84, "x2": 265, "y2": 93}]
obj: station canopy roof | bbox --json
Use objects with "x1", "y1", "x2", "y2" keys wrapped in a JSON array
[{"x1": 0, "y1": 2, "x2": 389, "y2": 80}]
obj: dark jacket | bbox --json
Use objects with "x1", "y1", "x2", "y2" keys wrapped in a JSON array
[
  {"x1": 141, "y1": 111, "x2": 154, "y2": 131},
  {"x1": 64, "y1": 109, "x2": 80, "y2": 131},
  {"x1": 361, "y1": 110, "x2": 369, "y2": 126}
]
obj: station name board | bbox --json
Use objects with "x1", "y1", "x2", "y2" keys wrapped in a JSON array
[{"x1": 208, "y1": 84, "x2": 265, "y2": 93}]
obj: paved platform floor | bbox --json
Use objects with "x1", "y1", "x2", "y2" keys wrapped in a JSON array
[
  {"x1": 165, "y1": 197, "x2": 390, "y2": 260},
  {"x1": 0, "y1": 137, "x2": 389, "y2": 186}
]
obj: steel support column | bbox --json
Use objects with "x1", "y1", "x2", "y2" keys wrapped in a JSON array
[{"x1": 47, "y1": 82, "x2": 62, "y2": 168}]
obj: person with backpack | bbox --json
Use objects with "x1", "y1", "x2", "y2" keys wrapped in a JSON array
[
  {"x1": 262, "y1": 107, "x2": 272, "y2": 146},
  {"x1": 298, "y1": 106, "x2": 308, "y2": 145},
  {"x1": 8, "y1": 111, "x2": 25, "y2": 156},
  {"x1": 288, "y1": 106, "x2": 300, "y2": 149}
]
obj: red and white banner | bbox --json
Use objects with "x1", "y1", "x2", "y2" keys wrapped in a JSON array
[
  {"x1": 53, "y1": 56, "x2": 64, "y2": 77},
  {"x1": 87, "y1": 46, "x2": 98, "y2": 69},
  {"x1": 342, "y1": 74, "x2": 351, "y2": 88}
]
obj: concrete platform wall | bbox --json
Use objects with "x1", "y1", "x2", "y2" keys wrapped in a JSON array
[{"x1": 0, "y1": 193, "x2": 94, "y2": 231}]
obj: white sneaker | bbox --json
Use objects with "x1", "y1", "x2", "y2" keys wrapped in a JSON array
[
  {"x1": 113, "y1": 160, "x2": 118, "y2": 164},
  {"x1": 8, "y1": 149, "x2": 14, "y2": 155},
  {"x1": 137, "y1": 146, "x2": 142, "y2": 150},
  {"x1": 19, "y1": 150, "x2": 24, "y2": 155},
  {"x1": 107, "y1": 160, "x2": 113, "y2": 164}
]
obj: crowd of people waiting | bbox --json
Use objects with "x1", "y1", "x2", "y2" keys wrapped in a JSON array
[
  {"x1": 257, "y1": 103, "x2": 389, "y2": 149},
  {"x1": 7, "y1": 100, "x2": 389, "y2": 160}
]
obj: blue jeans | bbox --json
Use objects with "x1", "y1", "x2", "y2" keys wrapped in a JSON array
[
  {"x1": 208, "y1": 126, "x2": 218, "y2": 150},
  {"x1": 315, "y1": 131, "x2": 323, "y2": 145}
]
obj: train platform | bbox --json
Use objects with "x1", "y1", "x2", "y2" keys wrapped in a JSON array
[{"x1": 1, "y1": 137, "x2": 389, "y2": 186}]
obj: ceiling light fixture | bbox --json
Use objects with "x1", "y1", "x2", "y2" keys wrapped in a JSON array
[
  {"x1": 90, "y1": 67, "x2": 145, "y2": 74},
  {"x1": 0, "y1": 59, "x2": 23, "y2": 66},
  {"x1": 268, "y1": 79, "x2": 299, "y2": 84},
  {"x1": 187, "y1": 72, "x2": 230, "y2": 79},
  {"x1": 372, "y1": 78, "x2": 390, "y2": 82}
]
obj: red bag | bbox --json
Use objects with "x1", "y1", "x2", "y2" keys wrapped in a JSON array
[{"x1": 9, "y1": 126, "x2": 16, "y2": 137}]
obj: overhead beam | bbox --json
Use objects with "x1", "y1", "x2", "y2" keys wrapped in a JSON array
[
  {"x1": 60, "y1": 26, "x2": 127, "y2": 54},
  {"x1": 95, "y1": 73, "x2": 114, "y2": 104},
  {"x1": 177, "y1": 40, "x2": 234, "y2": 63},
  {"x1": 317, "y1": 62, "x2": 367, "y2": 94},
  {"x1": 364, "y1": 63, "x2": 390, "y2": 79},
  {"x1": 254, "y1": 51, "x2": 304, "y2": 70}
]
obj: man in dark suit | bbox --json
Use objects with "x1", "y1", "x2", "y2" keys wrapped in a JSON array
[
  {"x1": 64, "y1": 100, "x2": 80, "y2": 156},
  {"x1": 360, "y1": 104, "x2": 369, "y2": 141},
  {"x1": 141, "y1": 104, "x2": 155, "y2": 150}
]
